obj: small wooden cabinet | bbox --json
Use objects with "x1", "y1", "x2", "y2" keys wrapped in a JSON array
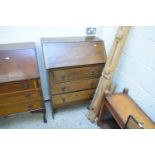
[
  {"x1": 41, "y1": 37, "x2": 107, "y2": 111},
  {"x1": 0, "y1": 43, "x2": 46, "y2": 122}
]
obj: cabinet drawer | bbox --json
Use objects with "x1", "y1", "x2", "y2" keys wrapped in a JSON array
[
  {"x1": 52, "y1": 89, "x2": 96, "y2": 107},
  {"x1": 0, "y1": 100, "x2": 43, "y2": 117},
  {"x1": 0, "y1": 79, "x2": 39, "y2": 94},
  {"x1": 0, "y1": 89, "x2": 42, "y2": 105},
  {"x1": 50, "y1": 64, "x2": 104, "y2": 83},
  {"x1": 51, "y1": 78, "x2": 99, "y2": 95}
]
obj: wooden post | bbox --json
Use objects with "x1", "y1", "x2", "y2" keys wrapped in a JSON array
[{"x1": 88, "y1": 26, "x2": 131, "y2": 122}]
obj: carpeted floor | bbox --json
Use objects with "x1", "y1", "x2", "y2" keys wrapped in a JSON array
[{"x1": 0, "y1": 101, "x2": 119, "y2": 129}]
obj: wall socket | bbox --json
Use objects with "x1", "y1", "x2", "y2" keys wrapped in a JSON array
[{"x1": 86, "y1": 27, "x2": 96, "y2": 35}]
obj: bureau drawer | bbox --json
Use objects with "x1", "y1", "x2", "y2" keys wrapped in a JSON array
[
  {"x1": 50, "y1": 64, "x2": 104, "y2": 83},
  {"x1": 0, "y1": 79, "x2": 39, "y2": 94},
  {"x1": 0, "y1": 89, "x2": 42, "y2": 105},
  {"x1": 52, "y1": 89, "x2": 96, "y2": 107},
  {"x1": 0, "y1": 100, "x2": 43, "y2": 117},
  {"x1": 51, "y1": 78, "x2": 99, "y2": 95}
]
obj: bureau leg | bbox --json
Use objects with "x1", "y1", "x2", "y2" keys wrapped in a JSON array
[
  {"x1": 43, "y1": 108, "x2": 47, "y2": 123},
  {"x1": 43, "y1": 102, "x2": 47, "y2": 123},
  {"x1": 51, "y1": 107, "x2": 54, "y2": 119}
]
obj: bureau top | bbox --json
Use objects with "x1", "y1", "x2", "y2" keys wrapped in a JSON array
[
  {"x1": 41, "y1": 36, "x2": 107, "y2": 69},
  {"x1": 0, "y1": 42, "x2": 39, "y2": 83}
]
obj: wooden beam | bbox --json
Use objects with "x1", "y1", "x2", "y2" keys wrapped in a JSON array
[{"x1": 88, "y1": 26, "x2": 131, "y2": 122}]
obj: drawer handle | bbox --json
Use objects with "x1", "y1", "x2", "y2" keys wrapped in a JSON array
[
  {"x1": 61, "y1": 75, "x2": 65, "y2": 80},
  {"x1": 91, "y1": 71, "x2": 95, "y2": 76},
  {"x1": 28, "y1": 104, "x2": 33, "y2": 108},
  {"x1": 61, "y1": 97, "x2": 66, "y2": 102},
  {"x1": 91, "y1": 82, "x2": 95, "y2": 87},
  {"x1": 23, "y1": 83, "x2": 29, "y2": 89},
  {"x1": 61, "y1": 84, "x2": 66, "y2": 91},
  {"x1": 25, "y1": 93, "x2": 32, "y2": 98}
]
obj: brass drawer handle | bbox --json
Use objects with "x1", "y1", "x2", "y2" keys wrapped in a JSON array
[
  {"x1": 23, "y1": 83, "x2": 29, "y2": 89},
  {"x1": 61, "y1": 75, "x2": 65, "y2": 80},
  {"x1": 61, "y1": 84, "x2": 66, "y2": 91},
  {"x1": 25, "y1": 93, "x2": 32, "y2": 98},
  {"x1": 61, "y1": 97, "x2": 66, "y2": 102},
  {"x1": 91, "y1": 82, "x2": 95, "y2": 87},
  {"x1": 91, "y1": 71, "x2": 95, "y2": 76},
  {"x1": 27, "y1": 105, "x2": 33, "y2": 111},
  {"x1": 27, "y1": 104, "x2": 33, "y2": 108}
]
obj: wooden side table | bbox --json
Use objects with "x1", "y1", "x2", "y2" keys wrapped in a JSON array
[{"x1": 98, "y1": 89, "x2": 155, "y2": 129}]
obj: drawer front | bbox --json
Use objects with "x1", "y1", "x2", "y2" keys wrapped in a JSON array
[
  {"x1": 0, "y1": 79, "x2": 39, "y2": 94},
  {"x1": 52, "y1": 89, "x2": 96, "y2": 107},
  {"x1": 51, "y1": 78, "x2": 99, "y2": 95},
  {"x1": 50, "y1": 64, "x2": 104, "y2": 83},
  {"x1": 0, "y1": 100, "x2": 43, "y2": 116},
  {"x1": 0, "y1": 89, "x2": 42, "y2": 105}
]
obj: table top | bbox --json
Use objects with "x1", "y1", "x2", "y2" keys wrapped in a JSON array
[
  {"x1": 41, "y1": 36, "x2": 107, "y2": 69},
  {"x1": 106, "y1": 93, "x2": 155, "y2": 129},
  {"x1": 0, "y1": 42, "x2": 39, "y2": 83}
]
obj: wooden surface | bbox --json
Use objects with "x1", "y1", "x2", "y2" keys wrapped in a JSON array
[
  {"x1": 0, "y1": 44, "x2": 39, "y2": 83},
  {"x1": 50, "y1": 65, "x2": 104, "y2": 108},
  {"x1": 41, "y1": 36, "x2": 103, "y2": 43},
  {"x1": 0, "y1": 79, "x2": 38, "y2": 94},
  {"x1": 105, "y1": 93, "x2": 155, "y2": 129},
  {"x1": 51, "y1": 64, "x2": 104, "y2": 83},
  {"x1": 45, "y1": 37, "x2": 107, "y2": 109},
  {"x1": 0, "y1": 43, "x2": 44, "y2": 118},
  {"x1": 88, "y1": 27, "x2": 131, "y2": 122},
  {"x1": 52, "y1": 89, "x2": 96, "y2": 108},
  {"x1": 51, "y1": 78, "x2": 99, "y2": 95},
  {"x1": 42, "y1": 36, "x2": 106, "y2": 69},
  {"x1": 0, "y1": 88, "x2": 42, "y2": 105},
  {"x1": 0, "y1": 99, "x2": 43, "y2": 116}
]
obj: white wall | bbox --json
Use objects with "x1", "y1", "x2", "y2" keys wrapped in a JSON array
[
  {"x1": 98, "y1": 27, "x2": 155, "y2": 122},
  {"x1": 0, "y1": 26, "x2": 88, "y2": 100}
]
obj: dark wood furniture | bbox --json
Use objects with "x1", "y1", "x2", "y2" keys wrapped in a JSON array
[
  {"x1": 0, "y1": 42, "x2": 46, "y2": 122},
  {"x1": 98, "y1": 89, "x2": 155, "y2": 129},
  {"x1": 41, "y1": 36, "x2": 107, "y2": 115}
]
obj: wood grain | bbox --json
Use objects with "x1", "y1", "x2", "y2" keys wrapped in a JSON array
[
  {"x1": 106, "y1": 93, "x2": 155, "y2": 129},
  {"x1": 51, "y1": 78, "x2": 99, "y2": 95},
  {"x1": 0, "y1": 88, "x2": 42, "y2": 105},
  {"x1": 0, "y1": 79, "x2": 39, "y2": 94},
  {"x1": 0, "y1": 43, "x2": 44, "y2": 118},
  {"x1": 42, "y1": 37, "x2": 106, "y2": 69},
  {"x1": 0, "y1": 99, "x2": 43, "y2": 116},
  {"x1": 0, "y1": 48, "x2": 39, "y2": 83},
  {"x1": 51, "y1": 64, "x2": 104, "y2": 83},
  {"x1": 52, "y1": 89, "x2": 96, "y2": 107}
]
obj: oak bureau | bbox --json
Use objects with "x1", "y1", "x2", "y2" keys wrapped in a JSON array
[
  {"x1": 41, "y1": 36, "x2": 107, "y2": 116},
  {"x1": 0, "y1": 42, "x2": 46, "y2": 122}
]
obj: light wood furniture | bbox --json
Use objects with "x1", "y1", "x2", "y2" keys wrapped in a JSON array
[
  {"x1": 98, "y1": 89, "x2": 155, "y2": 129},
  {"x1": 0, "y1": 42, "x2": 46, "y2": 122},
  {"x1": 41, "y1": 36, "x2": 107, "y2": 115},
  {"x1": 88, "y1": 26, "x2": 131, "y2": 122}
]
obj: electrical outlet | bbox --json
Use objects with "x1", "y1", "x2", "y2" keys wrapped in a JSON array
[{"x1": 86, "y1": 27, "x2": 96, "y2": 35}]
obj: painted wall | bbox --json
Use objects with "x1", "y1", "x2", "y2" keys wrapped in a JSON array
[
  {"x1": 98, "y1": 27, "x2": 155, "y2": 121},
  {"x1": 0, "y1": 26, "x2": 88, "y2": 100}
]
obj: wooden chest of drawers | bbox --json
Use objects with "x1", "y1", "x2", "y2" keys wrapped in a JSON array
[
  {"x1": 41, "y1": 37, "x2": 107, "y2": 110},
  {"x1": 0, "y1": 43, "x2": 46, "y2": 122}
]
